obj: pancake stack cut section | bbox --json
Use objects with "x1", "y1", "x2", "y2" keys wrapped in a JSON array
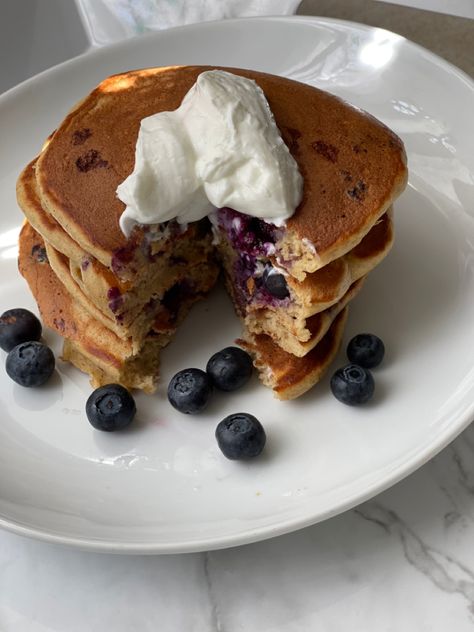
[{"x1": 16, "y1": 66, "x2": 407, "y2": 398}]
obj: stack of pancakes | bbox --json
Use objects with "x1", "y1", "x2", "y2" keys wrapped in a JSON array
[{"x1": 16, "y1": 66, "x2": 407, "y2": 399}]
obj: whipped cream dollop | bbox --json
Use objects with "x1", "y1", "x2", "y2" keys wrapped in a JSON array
[{"x1": 117, "y1": 70, "x2": 303, "y2": 236}]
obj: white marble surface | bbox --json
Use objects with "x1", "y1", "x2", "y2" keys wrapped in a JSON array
[{"x1": 2, "y1": 3, "x2": 474, "y2": 631}]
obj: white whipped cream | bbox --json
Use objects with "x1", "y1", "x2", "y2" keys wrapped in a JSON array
[{"x1": 117, "y1": 70, "x2": 303, "y2": 236}]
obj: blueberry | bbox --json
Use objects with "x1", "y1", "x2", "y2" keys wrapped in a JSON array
[
  {"x1": 86, "y1": 384, "x2": 136, "y2": 431},
  {"x1": 262, "y1": 268, "x2": 290, "y2": 299},
  {"x1": 6, "y1": 341, "x2": 55, "y2": 387},
  {"x1": 206, "y1": 346, "x2": 253, "y2": 392},
  {"x1": 330, "y1": 364, "x2": 375, "y2": 405},
  {"x1": 215, "y1": 413, "x2": 266, "y2": 460},
  {"x1": 347, "y1": 333, "x2": 385, "y2": 369},
  {"x1": 167, "y1": 368, "x2": 213, "y2": 414},
  {"x1": 0, "y1": 308, "x2": 42, "y2": 352}
]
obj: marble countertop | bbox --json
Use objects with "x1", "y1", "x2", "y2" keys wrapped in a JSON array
[{"x1": 1, "y1": 3, "x2": 473, "y2": 630}]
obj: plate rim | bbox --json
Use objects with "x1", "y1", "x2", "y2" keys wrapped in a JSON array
[
  {"x1": 1, "y1": 15, "x2": 474, "y2": 554},
  {"x1": 2, "y1": 15, "x2": 473, "y2": 104}
]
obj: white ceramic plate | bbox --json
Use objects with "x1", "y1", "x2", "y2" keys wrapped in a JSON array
[{"x1": 0, "y1": 17, "x2": 473, "y2": 554}]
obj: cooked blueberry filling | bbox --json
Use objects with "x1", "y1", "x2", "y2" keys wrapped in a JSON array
[
  {"x1": 217, "y1": 208, "x2": 282, "y2": 258},
  {"x1": 233, "y1": 254, "x2": 257, "y2": 310},
  {"x1": 111, "y1": 244, "x2": 135, "y2": 274},
  {"x1": 217, "y1": 208, "x2": 290, "y2": 309},
  {"x1": 262, "y1": 268, "x2": 289, "y2": 299},
  {"x1": 161, "y1": 280, "x2": 192, "y2": 325},
  {"x1": 111, "y1": 207, "x2": 288, "y2": 317},
  {"x1": 107, "y1": 287, "x2": 123, "y2": 314}
]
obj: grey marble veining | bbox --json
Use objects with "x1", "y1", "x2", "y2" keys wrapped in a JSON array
[{"x1": 356, "y1": 502, "x2": 474, "y2": 611}]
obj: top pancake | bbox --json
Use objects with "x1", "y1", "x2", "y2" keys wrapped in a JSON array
[{"x1": 35, "y1": 65, "x2": 407, "y2": 268}]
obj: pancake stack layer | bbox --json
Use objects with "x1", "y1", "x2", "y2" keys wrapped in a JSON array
[{"x1": 16, "y1": 66, "x2": 407, "y2": 399}]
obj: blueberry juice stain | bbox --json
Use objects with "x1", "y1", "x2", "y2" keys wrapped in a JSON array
[{"x1": 217, "y1": 207, "x2": 290, "y2": 309}]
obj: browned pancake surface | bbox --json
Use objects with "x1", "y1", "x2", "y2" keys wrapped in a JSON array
[
  {"x1": 18, "y1": 222, "x2": 133, "y2": 369},
  {"x1": 286, "y1": 210, "x2": 393, "y2": 310},
  {"x1": 17, "y1": 159, "x2": 87, "y2": 263},
  {"x1": 240, "y1": 308, "x2": 347, "y2": 399},
  {"x1": 254, "y1": 310, "x2": 345, "y2": 393},
  {"x1": 36, "y1": 66, "x2": 407, "y2": 265}
]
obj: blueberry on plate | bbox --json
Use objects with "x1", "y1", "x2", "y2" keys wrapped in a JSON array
[
  {"x1": 206, "y1": 346, "x2": 253, "y2": 392},
  {"x1": 347, "y1": 333, "x2": 385, "y2": 369},
  {"x1": 215, "y1": 413, "x2": 266, "y2": 460},
  {"x1": 6, "y1": 341, "x2": 55, "y2": 387},
  {"x1": 262, "y1": 267, "x2": 290, "y2": 299},
  {"x1": 167, "y1": 368, "x2": 213, "y2": 414},
  {"x1": 330, "y1": 364, "x2": 375, "y2": 405},
  {"x1": 86, "y1": 384, "x2": 136, "y2": 431},
  {"x1": 0, "y1": 308, "x2": 42, "y2": 352}
]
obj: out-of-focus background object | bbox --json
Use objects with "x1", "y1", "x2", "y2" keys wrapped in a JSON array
[
  {"x1": 75, "y1": 0, "x2": 302, "y2": 45},
  {"x1": 1, "y1": 0, "x2": 471, "y2": 95},
  {"x1": 0, "y1": 0, "x2": 89, "y2": 94},
  {"x1": 0, "y1": 0, "x2": 301, "y2": 94}
]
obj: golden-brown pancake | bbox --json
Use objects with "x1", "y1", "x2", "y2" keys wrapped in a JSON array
[
  {"x1": 18, "y1": 222, "x2": 212, "y2": 392},
  {"x1": 246, "y1": 278, "x2": 364, "y2": 357},
  {"x1": 17, "y1": 65, "x2": 407, "y2": 397},
  {"x1": 19, "y1": 220, "x2": 350, "y2": 397},
  {"x1": 284, "y1": 209, "x2": 394, "y2": 317},
  {"x1": 240, "y1": 308, "x2": 348, "y2": 400},
  {"x1": 17, "y1": 159, "x2": 86, "y2": 264},
  {"x1": 220, "y1": 207, "x2": 392, "y2": 328},
  {"x1": 17, "y1": 157, "x2": 219, "y2": 338},
  {"x1": 34, "y1": 66, "x2": 407, "y2": 275}
]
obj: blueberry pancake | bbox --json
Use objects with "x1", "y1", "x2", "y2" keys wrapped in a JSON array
[
  {"x1": 17, "y1": 158, "x2": 219, "y2": 345},
  {"x1": 18, "y1": 222, "x2": 206, "y2": 392},
  {"x1": 219, "y1": 210, "x2": 393, "y2": 356},
  {"x1": 239, "y1": 309, "x2": 349, "y2": 400},
  {"x1": 34, "y1": 66, "x2": 406, "y2": 276},
  {"x1": 17, "y1": 66, "x2": 407, "y2": 397}
]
